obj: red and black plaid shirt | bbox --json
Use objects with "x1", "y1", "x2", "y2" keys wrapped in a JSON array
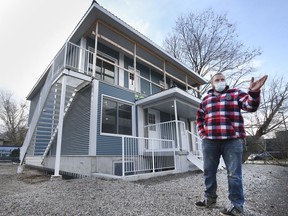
[{"x1": 196, "y1": 88, "x2": 260, "y2": 140}]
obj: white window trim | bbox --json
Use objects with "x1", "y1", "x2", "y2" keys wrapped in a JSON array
[
  {"x1": 88, "y1": 47, "x2": 118, "y2": 85},
  {"x1": 100, "y1": 94, "x2": 135, "y2": 137}
]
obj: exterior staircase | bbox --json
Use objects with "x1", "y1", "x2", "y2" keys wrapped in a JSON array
[{"x1": 19, "y1": 73, "x2": 88, "y2": 169}]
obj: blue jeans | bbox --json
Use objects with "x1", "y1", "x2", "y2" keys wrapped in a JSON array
[{"x1": 202, "y1": 138, "x2": 244, "y2": 211}]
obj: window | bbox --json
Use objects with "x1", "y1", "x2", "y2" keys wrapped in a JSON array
[
  {"x1": 128, "y1": 66, "x2": 140, "y2": 92},
  {"x1": 96, "y1": 55, "x2": 115, "y2": 84},
  {"x1": 148, "y1": 113, "x2": 156, "y2": 131},
  {"x1": 102, "y1": 98, "x2": 132, "y2": 135}
]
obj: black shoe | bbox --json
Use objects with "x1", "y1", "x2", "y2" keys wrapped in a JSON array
[
  {"x1": 220, "y1": 205, "x2": 243, "y2": 216},
  {"x1": 195, "y1": 199, "x2": 216, "y2": 208}
]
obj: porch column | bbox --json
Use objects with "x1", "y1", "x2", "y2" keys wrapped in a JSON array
[
  {"x1": 78, "y1": 37, "x2": 87, "y2": 72},
  {"x1": 52, "y1": 75, "x2": 67, "y2": 178},
  {"x1": 133, "y1": 43, "x2": 137, "y2": 92},
  {"x1": 163, "y1": 61, "x2": 167, "y2": 90},
  {"x1": 173, "y1": 100, "x2": 180, "y2": 150},
  {"x1": 89, "y1": 79, "x2": 99, "y2": 156},
  {"x1": 92, "y1": 21, "x2": 99, "y2": 78}
]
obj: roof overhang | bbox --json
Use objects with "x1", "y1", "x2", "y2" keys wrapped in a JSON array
[{"x1": 135, "y1": 87, "x2": 201, "y2": 120}]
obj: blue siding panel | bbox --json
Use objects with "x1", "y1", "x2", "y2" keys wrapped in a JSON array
[
  {"x1": 61, "y1": 86, "x2": 91, "y2": 155},
  {"x1": 96, "y1": 82, "x2": 135, "y2": 155}
]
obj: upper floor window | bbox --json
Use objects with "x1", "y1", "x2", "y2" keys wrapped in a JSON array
[
  {"x1": 128, "y1": 66, "x2": 140, "y2": 92},
  {"x1": 102, "y1": 97, "x2": 132, "y2": 135},
  {"x1": 96, "y1": 55, "x2": 115, "y2": 84},
  {"x1": 88, "y1": 47, "x2": 117, "y2": 84}
]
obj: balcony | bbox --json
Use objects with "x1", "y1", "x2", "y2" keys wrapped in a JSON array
[
  {"x1": 43, "y1": 42, "x2": 200, "y2": 98},
  {"x1": 51, "y1": 42, "x2": 94, "y2": 81}
]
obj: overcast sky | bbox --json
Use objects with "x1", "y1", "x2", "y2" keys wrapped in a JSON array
[{"x1": 0, "y1": 0, "x2": 287, "y2": 101}]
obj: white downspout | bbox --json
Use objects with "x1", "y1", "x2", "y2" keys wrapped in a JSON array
[{"x1": 52, "y1": 75, "x2": 67, "y2": 179}]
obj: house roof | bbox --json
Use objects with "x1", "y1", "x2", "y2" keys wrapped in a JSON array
[{"x1": 27, "y1": 2, "x2": 207, "y2": 100}]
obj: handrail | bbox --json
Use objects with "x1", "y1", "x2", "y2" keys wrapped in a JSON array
[
  {"x1": 121, "y1": 136, "x2": 176, "y2": 176},
  {"x1": 186, "y1": 130, "x2": 202, "y2": 156},
  {"x1": 19, "y1": 69, "x2": 54, "y2": 165}
]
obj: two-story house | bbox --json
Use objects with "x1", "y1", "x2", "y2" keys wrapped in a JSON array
[{"x1": 18, "y1": 1, "x2": 208, "y2": 179}]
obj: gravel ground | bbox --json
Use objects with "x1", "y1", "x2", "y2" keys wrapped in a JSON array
[{"x1": 0, "y1": 162, "x2": 287, "y2": 216}]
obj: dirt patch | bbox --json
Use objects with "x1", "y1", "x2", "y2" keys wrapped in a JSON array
[{"x1": 17, "y1": 174, "x2": 50, "y2": 184}]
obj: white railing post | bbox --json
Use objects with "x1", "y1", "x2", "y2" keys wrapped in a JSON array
[
  {"x1": 118, "y1": 136, "x2": 177, "y2": 177},
  {"x1": 173, "y1": 140, "x2": 177, "y2": 170},
  {"x1": 173, "y1": 100, "x2": 180, "y2": 150},
  {"x1": 64, "y1": 43, "x2": 68, "y2": 70},
  {"x1": 122, "y1": 136, "x2": 125, "y2": 177},
  {"x1": 152, "y1": 139, "x2": 155, "y2": 173},
  {"x1": 52, "y1": 75, "x2": 67, "y2": 178}
]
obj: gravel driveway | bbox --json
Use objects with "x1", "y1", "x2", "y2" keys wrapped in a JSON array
[{"x1": 0, "y1": 162, "x2": 287, "y2": 216}]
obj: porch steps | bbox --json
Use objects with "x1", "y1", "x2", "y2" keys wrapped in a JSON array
[
  {"x1": 187, "y1": 153, "x2": 226, "y2": 172},
  {"x1": 187, "y1": 153, "x2": 204, "y2": 171},
  {"x1": 25, "y1": 156, "x2": 43, "y2": 167}
]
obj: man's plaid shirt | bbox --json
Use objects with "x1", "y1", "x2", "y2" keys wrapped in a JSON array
[{"x1": 196, "y1": 87, "x2": 260, "y2": 140}]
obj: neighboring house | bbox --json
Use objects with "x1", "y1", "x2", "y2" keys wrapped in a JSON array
[{"x1": 18, "y1": 2, "x2": 209, "y2": 179}]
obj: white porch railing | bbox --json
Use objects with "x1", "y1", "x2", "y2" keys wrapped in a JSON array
[
  {"x1": 187, "y1": 130, "x2": 203, "y2": 157},
  {"x1": 121, "y1": 136, "x2": 176, "y2": 176},
  {"x1": 144, "y1": 120, "x2": 189, "y2": 150},
  {"x1": 53, "y1": 42, "x2": 94, "y2": 79},
  {"x1": 144, "y1": 120, "x2": 206, "y2": 171}
]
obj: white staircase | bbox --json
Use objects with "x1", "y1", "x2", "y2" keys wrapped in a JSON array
[
  {"x1": 186, "y1": 130, "x2": 204, "y2": 171},
  {"x1": 186, "y1": 130, "x2": 226, "y2": 172},
  {"x1": 18, "y1": 74, "x2": 88, "y2": 169},
  {"x1": 187, "y1": 153, "x2": 204, "y2": 171},
  {"x1": 18, "y1": 71, "x2": 54, "y2": 168},
  {"x1": 40, "y1": 86, "x2": 77, "y2": 165}
]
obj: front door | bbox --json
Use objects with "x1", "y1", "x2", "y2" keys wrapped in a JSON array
[
  {"x1": 179, "y1": 117, "x2": 189, "y2": 151},
  {"x1": 147, "y1": 109, "x2": 160, "y2": 149},
  {"x1": 128, "y1": 66, "x2": 140, "y2": 92}
]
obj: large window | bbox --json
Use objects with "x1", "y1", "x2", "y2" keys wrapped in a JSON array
[{"x1": 102, "y1": 97, "x2": 132, "y2": 135}]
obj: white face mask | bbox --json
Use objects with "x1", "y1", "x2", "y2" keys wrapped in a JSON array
[{"x1": 214, "y1": 81, "x2": 226, "y2": 92}]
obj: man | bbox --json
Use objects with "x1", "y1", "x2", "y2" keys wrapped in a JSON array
[{"x1": 195, "y1": 73, "x2": 268, "y2": 216}]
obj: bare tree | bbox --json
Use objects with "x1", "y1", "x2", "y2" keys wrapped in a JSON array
[
  {"x1": 0, "y1": 90, "x2": 28, "y2": 145},
  {"x1": 245, "y1": 76, "x2": 288, "y2": 139},
  {"x1": 163, "y1": 9, "x2": 261, "y2": 95},
  {"x1": 243, "y1": 76, "x2": 288, "y2": 161}
]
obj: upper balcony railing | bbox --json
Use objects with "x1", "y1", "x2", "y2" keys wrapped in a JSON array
[
  {"x1": 52, "y1": 42, "x2": 94, "y2": 80},
  {"x1": 48, "y1": 42, "x2": 200, "y2": 97}
]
